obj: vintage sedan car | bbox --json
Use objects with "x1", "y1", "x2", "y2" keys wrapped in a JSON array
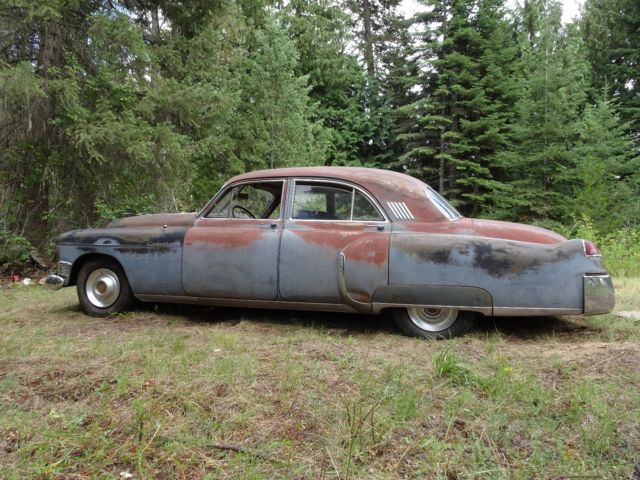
[{"x1": 46, "y1": 167, "x2": 615, "y2": 339}]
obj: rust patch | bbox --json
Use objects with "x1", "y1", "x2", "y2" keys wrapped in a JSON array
[
  {"x1": 471, "y1": 219, "x2": 565, "y2": 244},
  {"x1": 345, "y1": 237, "x2": 387, "y2": 266},
  {"x1": 406, "y1": 218, "x2": 565, "y2": 245},
  {"x1": 292, "y1": 229, "x2": 388, "y2": 267},
  {"x1": 288, "y1": 221, "x2": 374, "y2": 232},
  {"x1": 185, "y1": 227, "x2": 264, "y2": 249},
  {"x1": 405, "y1": 218, "x2": 475, "y2": 234},
  {"x1": 292, "y1": 229, "x2": 361, "y2": 250}
]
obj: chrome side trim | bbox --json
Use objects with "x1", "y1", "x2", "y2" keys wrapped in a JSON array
[
  {"x1": 583, "y1": 274, "x2": 615, "y2": 315},
  {"x1": 337, "y1": 253, "x2": 373, "y2": 313},
  {"x1": 492, "y1": 307, "x2": 583, "y2": 317},
  {"x1": 134, "y1": 294, "x2": 360, "y2": 313}
]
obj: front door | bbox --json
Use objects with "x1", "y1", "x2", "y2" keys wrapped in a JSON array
[{"x1": 182, "y1": 180, "x2": 285, "y2": 299}]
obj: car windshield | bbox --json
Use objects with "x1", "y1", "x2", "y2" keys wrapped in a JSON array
[{"x1": 426, "y1": 187, "x2": 462, "y2": 220}]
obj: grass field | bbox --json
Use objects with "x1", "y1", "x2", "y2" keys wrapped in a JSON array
[{"x1": 1, "y1": 279, "x2": 639, "y2": 479}]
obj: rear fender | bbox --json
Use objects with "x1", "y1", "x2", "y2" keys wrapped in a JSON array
[{"x1": 388, "y1": 234, "x2": 605, "y2": 313}]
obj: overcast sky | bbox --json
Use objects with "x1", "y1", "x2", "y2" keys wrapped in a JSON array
[{"x1": 399, "y1": 0, "x2": 585, "y2": 24}]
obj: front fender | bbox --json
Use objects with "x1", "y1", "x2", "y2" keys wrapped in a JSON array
[{"x1": 54, "y1": 226, "x2": 188, "y2": 296}]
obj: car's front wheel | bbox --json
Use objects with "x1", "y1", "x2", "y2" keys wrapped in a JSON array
[
  {"x1": 392, "y1": 307, "x2": 474, "y2": 339},
  {"x1": 77, "y1": 259, "x2": 135, "y2": 317}
]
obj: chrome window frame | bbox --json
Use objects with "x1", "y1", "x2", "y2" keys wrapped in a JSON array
[{"x1": 287, "y1": 178, "x2": 389, "y2": 224}]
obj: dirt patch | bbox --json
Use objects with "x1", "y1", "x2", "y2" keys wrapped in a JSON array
[
  {"x1": 51, "y1": 314, "x2": 172, "y2": 339},
  {"x1": 0, "y1": 361, "x2": 116, "y2": 407},
  {"x1": 535, "y1": 341, "x2": 640, "y2": 362},
  {"x1": 475, "y1": 315, "x2": 601, "y2": 342}
]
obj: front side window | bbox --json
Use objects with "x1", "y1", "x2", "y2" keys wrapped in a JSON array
[
  {"x1": 206, "y1": 181, "x2": 283, "y2": 219},
  {"x1": 292, "y1": 182, "x2": 383, "y2": 221}
]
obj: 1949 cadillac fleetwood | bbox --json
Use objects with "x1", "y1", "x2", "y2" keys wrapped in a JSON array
[{"x1": 46, "y1": 167, "x2": 615, "y2": 339}]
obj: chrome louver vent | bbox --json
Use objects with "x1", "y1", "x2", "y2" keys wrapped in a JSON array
[{"x1": 387, "y1": 201, "x2": 414, "y2": 220}]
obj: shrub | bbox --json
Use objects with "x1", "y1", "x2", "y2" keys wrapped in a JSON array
[
  {"x1": 567, "y1": 216, "x2": 640, "y2": 277},
  {"x1": 0, "y1": 231, "x2": 33, "y2": 272}
]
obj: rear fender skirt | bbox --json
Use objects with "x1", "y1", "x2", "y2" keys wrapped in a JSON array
[{"x1": 371, "y1": 285, "x2": 493, "y2": 315}]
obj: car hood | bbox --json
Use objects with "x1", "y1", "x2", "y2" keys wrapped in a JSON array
[
  {"x1": 471, "y1": 218, "x2": 566, "y2": 244},
  {"x1": 107, "y1": 212, "x2": 197, "y2": 228}
]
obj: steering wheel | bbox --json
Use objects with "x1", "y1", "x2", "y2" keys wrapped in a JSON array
[{"x1": 232, "y1": 205, "x2": 255, "y2": 219}]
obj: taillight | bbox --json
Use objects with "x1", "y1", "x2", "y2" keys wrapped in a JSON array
[{"x1": 582, "y1": 240, "x2": 601, "y2": 257}]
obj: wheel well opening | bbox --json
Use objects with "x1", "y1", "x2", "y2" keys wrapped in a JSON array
[{"x1": 69, "y1": 254, "x2": 124, "y2": 286}]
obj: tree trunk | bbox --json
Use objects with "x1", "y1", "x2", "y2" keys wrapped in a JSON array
[
  {"x1": 151, "y1": 5, "x2": 161, "y2": 42},
  {"x1": 361, "y1": 0, "x2": 375, "y2": 77},
  {"x1": 439, "y1": 133, "x2": 445, "y2": 193}
]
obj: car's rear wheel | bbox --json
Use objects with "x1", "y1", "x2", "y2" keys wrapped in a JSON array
[
  {"x1": 77, "y1": 259, "x2": 134, "y2": 317},
  {"x1": 392, "y1": 307, "x2": 474, "y2": 339}
]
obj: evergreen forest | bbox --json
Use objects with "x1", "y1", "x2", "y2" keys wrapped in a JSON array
[{"x1": 1, "y1": 0, "x2": 639, "y2": 268}]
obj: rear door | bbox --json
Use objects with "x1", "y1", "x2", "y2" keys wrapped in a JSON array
[{"x1": 278, "y1": 179, "x2": 390, "y2": 304}]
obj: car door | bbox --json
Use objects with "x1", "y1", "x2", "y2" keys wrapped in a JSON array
[
  {"x1": 182, "y1": 179, "x2": 285, "y2": 299},
  {"x1": 278, "y1": 179, "x2": 390, "y2": 305}
]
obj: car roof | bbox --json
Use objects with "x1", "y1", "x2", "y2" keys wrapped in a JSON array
[{"x1": 227, "y1": 166, "x2": 448, "y2": 222}]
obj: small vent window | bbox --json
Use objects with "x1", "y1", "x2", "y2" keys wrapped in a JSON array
[{"x1": 426, "y1": 187, "x2": 461, "y2": 220}]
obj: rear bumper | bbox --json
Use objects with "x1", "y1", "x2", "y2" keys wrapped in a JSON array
[{"x1": 583, "y1": 274, "x2": 615, "y2": 315}]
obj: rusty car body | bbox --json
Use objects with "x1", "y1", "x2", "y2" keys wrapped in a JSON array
[{"x1": 46, "y1": 167, "x2": 615, "y2": 338}]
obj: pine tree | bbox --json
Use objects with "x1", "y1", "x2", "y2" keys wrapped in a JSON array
[
  {"x1": 497, "y1": 1, "x2": 589, "y2": 222},
  {"x1": 582, "y1": 0, "x2": 640, "y2": 135},
  {"x1": 573, "y1": 97, "x2": 640, "y2": 230},
  {"x1": 396, "y1": 0, "x2": 518, "y2": 215},
  {"x1": 280, "y1": 0, "x2": 370, "y2": 166}
]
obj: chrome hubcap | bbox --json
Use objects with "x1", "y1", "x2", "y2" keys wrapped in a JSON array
[
  {"x1": 406, "y1": 307, "x2": 458, "y2": 332},
  {"x1": 85, "y1": 268, "x2": 120, "y2": 308}
]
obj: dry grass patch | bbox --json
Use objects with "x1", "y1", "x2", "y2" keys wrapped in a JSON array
[{"x1": 1, "y1": 279, "x2": 639, "y2": 479}]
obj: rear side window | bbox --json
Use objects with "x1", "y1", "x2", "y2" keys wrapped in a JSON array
[
  {"x1": 292, "y1": 182, "x2": 383, "y2": 221},
  {"x1": 353, "y1": 191, "x2": 382, "y2": 220}
]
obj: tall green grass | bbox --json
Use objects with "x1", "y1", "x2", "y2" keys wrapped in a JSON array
[{"x1": 563, "y1": 216, "x2": 640, "y2": 277}]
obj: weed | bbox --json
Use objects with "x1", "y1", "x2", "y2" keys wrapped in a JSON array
[
  {"x1": 434, "y1": 349, "x2": 478, "y2": 386},
  {"x1": 0, "y1": 284, "x2": 639, "y2": 478}
]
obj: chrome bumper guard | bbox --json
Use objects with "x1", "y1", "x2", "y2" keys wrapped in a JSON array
[
  {"x1": 45, "y1": 261, "x2": 72, "y2": 291},
  {"x1": 583, "y1": 274, "x2": 615, "y2": 315},
  {"x1": 45, "y1": 274, "x2": 65, "y2": 290}
]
